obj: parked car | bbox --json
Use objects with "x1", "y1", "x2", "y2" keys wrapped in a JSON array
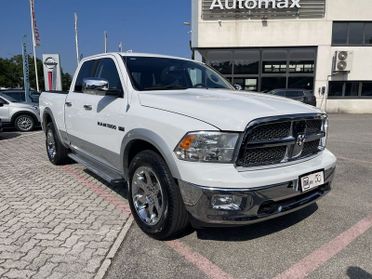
[
  {"x1": 39, "y1": 53, "x2": 336, "y2": 239},
  {"x1": 268, "y1": 89, "x2": 317, "y2": 106},
  {"x1": 0, "y1": 93, "x2": 40, "y2": 132},
  {"x1": 0, "y1": 89, "x2": 41, "y2": 104},
  {"x1": 0, "y1": 118, "x2": 3, "y2": 133}
]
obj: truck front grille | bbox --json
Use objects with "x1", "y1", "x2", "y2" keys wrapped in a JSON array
[{"x1": 236, "y1": 115, "x2": 326, "y2": 168}]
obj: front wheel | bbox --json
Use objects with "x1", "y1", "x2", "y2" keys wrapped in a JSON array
[
  {"x1": 128, "y1": 150, "x2": 189, "y2": 240},
  {"x1": 14, "y1": 114, "x2": 35, "y2": 132}
]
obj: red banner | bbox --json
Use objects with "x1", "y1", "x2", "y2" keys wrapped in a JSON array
[{"x1": 30, "y1": 0, "x2": 41, "y2": 47}]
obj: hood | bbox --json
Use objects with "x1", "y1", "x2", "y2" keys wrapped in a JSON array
[
  {"x1": 138, "y1": 89, "x2": 321, "y2": 131},
  {"x1": 10, "y1": 102, "x2": 38, "y2": 109}
]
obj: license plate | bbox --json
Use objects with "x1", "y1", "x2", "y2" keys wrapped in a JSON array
[{"x1": 300, "y1": 170, "x2": 324, "y2": 192}]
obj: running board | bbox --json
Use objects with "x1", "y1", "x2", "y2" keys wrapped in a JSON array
[{"x1": 68, "y1": 153, "x2": 126, "y2": 186}]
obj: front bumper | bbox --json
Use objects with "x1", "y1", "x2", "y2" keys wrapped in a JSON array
[{"x1": 179, "y1": 166, "x2": 335, "y2": 227}]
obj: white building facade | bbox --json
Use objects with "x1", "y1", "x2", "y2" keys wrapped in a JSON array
[{"x1": 191, "y1": 0, "x2": 372, "y2": 113}]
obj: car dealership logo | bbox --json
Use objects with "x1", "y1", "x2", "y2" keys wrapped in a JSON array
[{"x1": 210, "y1": 0, "x2": 301, "y2": 10}]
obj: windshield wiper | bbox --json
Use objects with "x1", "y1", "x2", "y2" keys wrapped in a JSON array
[{"x1": 143, "y1": 84, "x2": 189, "y2": 91}]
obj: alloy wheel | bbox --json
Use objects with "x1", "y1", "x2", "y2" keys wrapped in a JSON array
[{"x1": 131, "y1": 166, "x2": 165, "y2": 226}]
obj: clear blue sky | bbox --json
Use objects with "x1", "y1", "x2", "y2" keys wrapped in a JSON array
[{"x1": 0, "y1": 0, "x2": 192, "y2": 74}]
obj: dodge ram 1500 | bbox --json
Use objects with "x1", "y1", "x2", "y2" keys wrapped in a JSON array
[{"x1": 40, "y1": 53, "x2": 336, "y2": 239}]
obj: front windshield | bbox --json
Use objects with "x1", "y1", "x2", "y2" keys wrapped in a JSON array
[{"x1": 123, "y1": 56, "x2": 234, "y2": 91}]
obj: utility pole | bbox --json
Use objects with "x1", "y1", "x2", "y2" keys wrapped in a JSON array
[
  {"x1": 29, "y1": 0, "x2": 40, "y2": 92},
  {"x1": 74, "y1": 13, "x2": 80, "y2": 66}
]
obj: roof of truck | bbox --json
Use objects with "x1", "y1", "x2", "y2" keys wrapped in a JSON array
[{"x1": 82, "y1": 52, "x2": 196, "y2": 63}]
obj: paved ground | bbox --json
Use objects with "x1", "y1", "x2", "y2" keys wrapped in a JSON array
[
  {"x1": 0, "y1": 131, "x2": 131, "y2": 279},
  {"x1": 106, "y1": 114, "x2": 372, "y2": 279},
  {"x1": 0, "y1": 114, "x2": 371, "y2": 279}
]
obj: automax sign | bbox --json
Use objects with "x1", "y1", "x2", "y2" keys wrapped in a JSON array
[
  {"x1": 210, "y1": 0, "x2": 301, "y2": 10},
  {"x1": 202, "y1": 0, "x2": 326, "y2": 20}
]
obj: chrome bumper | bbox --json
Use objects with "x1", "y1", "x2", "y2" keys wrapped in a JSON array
[{"x1": 179, "y1": 167, "x2": 336, "y2": 227}]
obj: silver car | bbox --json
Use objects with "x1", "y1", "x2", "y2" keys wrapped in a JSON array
[{"x1": 0, "y1": 93, "x2": 41, "y2": 132}]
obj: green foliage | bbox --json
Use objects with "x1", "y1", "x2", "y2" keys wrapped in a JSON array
[{"x1": 0, "y1": 55, "x2": 72, "y2": 91}]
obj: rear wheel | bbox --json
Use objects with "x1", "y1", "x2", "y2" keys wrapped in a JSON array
[
  {"x1": 14, "y1": 114, "x2": 35, "y2": 132},
  {"x1": 46, "y1": 122, "x2": 69, "y2": 165},
  {"x1": 128, "y1": 150, "x2": 189, "y2": 240}
]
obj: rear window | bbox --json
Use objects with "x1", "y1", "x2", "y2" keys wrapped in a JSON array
[{"x1": 286, "y1": 91, "x2": 304, "y2": 98}]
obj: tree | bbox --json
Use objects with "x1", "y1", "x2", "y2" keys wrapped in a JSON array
[{"x1": 0, "y1": 54, "x2": 71, "y2": 91}]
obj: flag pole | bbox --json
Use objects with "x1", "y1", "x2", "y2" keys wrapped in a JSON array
[
  {"x1": 104, "y1": 31, "x2": 108, "y2": 53},
  {"x1": 74, "y1": 13, "x2": 80, "y2": 66},
  {"x1": 29, "y1": 0, "x2": 40, "y2": 92}
]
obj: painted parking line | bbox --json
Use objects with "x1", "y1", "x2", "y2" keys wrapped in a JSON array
[
  {"x1": 274, "y1": 214, "x2": 372, "y2": 279},
  {"x1": 167, "y1": 240, "x2": 235, "y2": 279}
]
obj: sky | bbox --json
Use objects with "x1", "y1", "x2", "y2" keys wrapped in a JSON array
[{"x1": 0, "y1": 0, "x2": 192, "y2": 74}]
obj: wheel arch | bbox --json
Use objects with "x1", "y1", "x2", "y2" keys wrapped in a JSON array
[
  {"x1": 11, "y1": 111, "x2": 38, "y2": 127},
  {"x1": 42, "y1": 108, "x2": 68, "y2": 148},
  {"x1": 121, "y1": 129, "x2": 181, "y2": 181}
]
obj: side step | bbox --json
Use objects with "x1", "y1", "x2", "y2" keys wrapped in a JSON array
[{"x1": 68, "y1": 153, "x2": 126, "y2": 186}]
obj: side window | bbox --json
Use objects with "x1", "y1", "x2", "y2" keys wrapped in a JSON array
[
  {"x1": 95, "y1": 58, "x2": 123, "y2": 94},
  {"x1": 74, "y1": 60, "x2": 96, "y2": 93},
  {"x1": 0, "y1": 97, "x2": 9, "y2": 105}
]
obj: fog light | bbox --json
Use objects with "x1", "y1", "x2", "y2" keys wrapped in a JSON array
[{"x1": 211, "y1": 195, "x2": 242, "y2": 211}]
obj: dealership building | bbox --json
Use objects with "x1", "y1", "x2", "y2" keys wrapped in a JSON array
[{"x1": 191, "y1": 0, "x2": 372, "y2": 113}]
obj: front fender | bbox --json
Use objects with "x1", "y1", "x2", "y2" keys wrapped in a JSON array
[{"x1": 120, "y1": 128, "x2": 181, "y2": 180}]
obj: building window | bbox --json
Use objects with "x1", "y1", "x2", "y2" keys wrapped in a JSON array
[
  {"x1": 200, "y1": 47, "x2": 316, "y2": 92},
  {"x1": 329, "y1": 81, "x2": 372, "y2": 98},
  {"x1": 234, "y1": 50, "x2": 259, "y2": 75},
  {"x1": 206, "y1": 50, "x2": 233, "y2": 75},
  {"x1": 365, "y1": 23, "x2": 372, "y2": 45},
  {"x1": 332, "y1": 22, "x2": 372, "y2": 46},
  {"x1": 362, "y1": 82, "x2": 372, "y2": 97}
]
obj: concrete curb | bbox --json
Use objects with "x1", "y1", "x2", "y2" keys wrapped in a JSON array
[{"x1": 95, "y1": 216, "x2": 134, "y2": 279}]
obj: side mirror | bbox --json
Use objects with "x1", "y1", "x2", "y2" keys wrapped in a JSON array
[
  {"x1": 82, "y1": 78, "x2": 121, "y2": 97},
  {"x1": 234, "y1": 84, "x2": 242, "y2": 91}
]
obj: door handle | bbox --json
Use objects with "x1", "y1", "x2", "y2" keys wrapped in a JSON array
[
  {"x1": 83, "y1": 105, "x2": 92, "y2": 111},
  {"x1": 65, "y1": 102, "x2": 72, "y2": 107}
]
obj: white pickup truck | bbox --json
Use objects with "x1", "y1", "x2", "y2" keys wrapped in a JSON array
[{"x1": 40, "y1": 53, "x2": 336, "y2": 239}]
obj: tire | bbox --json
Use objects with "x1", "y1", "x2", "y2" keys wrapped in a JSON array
[
  {"x1": 45, "y1": 122, "x2": 69, "y2": 165},
  {"x1": 14, "y1": 114, "x2": 35, "y2": 132},
  {"x1": 128, "y1": 150, "x2": 189, "y2": 240}
]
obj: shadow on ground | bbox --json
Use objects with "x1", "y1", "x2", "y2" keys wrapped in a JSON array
[
  {"x1": 82, "y1": 167, "x2": 318, "y2": 242},
  {"x1": 194, "y1": 203, "x2": 318, "y2": 241},
  {"x1": 83, "y1": 169, "x2": 129, "y2": 199},
  {"x1": 347, "y1": 267, "x2": 372, "y2": 279},
  {"x1": 0, "y1": 131, "x2": 23, "y2": 140}
]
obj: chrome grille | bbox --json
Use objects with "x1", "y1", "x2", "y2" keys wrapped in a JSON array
[{"x1": 236, "y1": 115, "x2": 325, "y2": 168}]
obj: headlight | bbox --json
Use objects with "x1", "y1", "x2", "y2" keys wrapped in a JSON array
[
  {"x1": 320, "y1": 115, "x2": 328, "y2": 150},
  {"x1": 174, "y1": 132, "x2": 239, "y2": 163}
]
